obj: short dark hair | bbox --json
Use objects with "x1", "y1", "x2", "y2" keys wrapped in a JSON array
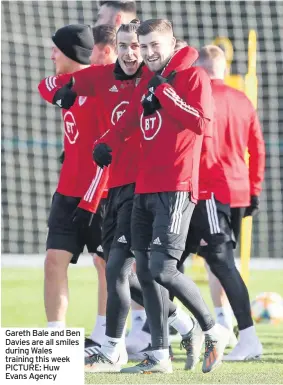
[
  {"x1": 137, "y1": 19, "x2": 173, "y2": 36},
  {"x1": 92, "y1": 24, "x2": 117, "y2": 48},
  {"x1": 117, "y1": 19, "x2": 140, "y2": 35},
  {"x1": 175, "y1": 38, "x2": 188, "y2": 50},
  {"x1": 99, "y1": 1, "x2": 136, "y2": 14}
]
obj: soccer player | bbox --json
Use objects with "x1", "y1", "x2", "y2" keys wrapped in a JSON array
[
  {"x1": 197, "y1": 45, "x2": 265, "y2": 361},
  {"x1": 85, "y1": 24, "x2": 118, "y2": 354},
  {"x1": 91, "y1": 19, "x2": 230, "y2": 374},
  {"x1": 96, "y1": 0, "x2": 149, "y2": 343},
  {"x1": 38, "y1": 21, "x2": 152, "y2": 370},
  {"x1": 95, "y1": 0, "x2": 137, "y2": 28},
  {"x1": 95, "y1": 0, "x2": 149, "y2": 344},
  {"x1": 38, "y1": 24, "x2": 105, "y2": 330}
]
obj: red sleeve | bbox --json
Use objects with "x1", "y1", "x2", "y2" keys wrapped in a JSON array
[
  {"x1": 38, "y1": 65, "x2": 109, "y2": 104},
  {"x1": 154, "y1": 68, "x2": 213, "y2": 135},
  {"x1": 78, "y1": 166, "x2": 110, "y2": 213},
  {"x1": 247, "y1": 110, "x2": 265, "y2": 196}
]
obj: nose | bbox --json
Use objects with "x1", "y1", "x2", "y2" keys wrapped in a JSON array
[
  {"x1": 125, "y1": 46, "x2": 134, "y2": 57},
  {"x1": 147, "y1": 46, "x2": 154, "y2": 57},
  {"x1": 51, "y1": 48, "x2": 55, "y2": 61}
]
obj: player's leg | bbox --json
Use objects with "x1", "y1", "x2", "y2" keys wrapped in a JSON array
[
  {"x1": 231, "y1": 207, "x2": 246, "y2": 244},
  {"x1": 85, "y1": 184, "x2": 135, "y2": 372},
  {"x1": 130, "y1": 262, "x2": 147, "y2": 330},
  {"x1": 205, "y1": 262, "x2": 237, "y2": 347},
  {"x1": 89, "y1": 255, "x2": 107, "y2": 345},
  {"x1": 146, "y1": 192, "x2": 229, "y2": 373},
  {"x1": 203, "y1": 206, "x2": 245, "y2": 341},
  {"x1": 121, "y1": 193, "x2": 174, "y2": 373},
  {"x1": 127, "y1": 265, "x2": 194, "y2": 362},
  {"x1": 84, "y1": 199, "x2": 108, "y2": 354},
  {"x1": 125, "y1": 297, "x2": 149, "y2": 357},
  {"x1": 45, "y1": 192, "x2": 81, "y2": 327},
  {"x1": 198, "y1": 198, "x2": 262, "y2": 360}
]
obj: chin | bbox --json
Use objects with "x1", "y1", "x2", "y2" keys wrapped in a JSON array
[
  {"x1": 148, "y1": 63, "x2": 161, "y2": 72},
  {"x1": 124, "y1": 66, "x2": 138, "y2": 76}
]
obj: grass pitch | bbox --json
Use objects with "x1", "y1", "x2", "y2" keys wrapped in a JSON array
[{"x1": 2, "y1": 266, "x2": 283, "y2": 384}]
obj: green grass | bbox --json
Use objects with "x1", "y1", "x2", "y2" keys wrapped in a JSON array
[{"x1": 2, "y1": 267, "x2": 283, "y2": 384}]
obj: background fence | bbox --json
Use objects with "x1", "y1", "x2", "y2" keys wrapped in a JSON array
[{"x1": 1, "y1": 1, "x2": 282, "y2": 258}]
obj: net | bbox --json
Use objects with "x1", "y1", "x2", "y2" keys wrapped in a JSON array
[{"x1": 1, "y1": 1, "x2": 282, "y2": 257}]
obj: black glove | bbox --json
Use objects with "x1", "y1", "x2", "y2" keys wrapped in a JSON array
[
  {"x1": 148, "y1": 70, "x2": 177, "y2": 92},
  {"x1": 244, "y1": 195, "x2": 259, "y2": 217},
  {"x1": 93, "y1": 143, "x2": 112, "y2": 168},
  {"x1": 72, "y1": 207, "x2": 94, "y2": 227},
  {"x1": 59, "y1": 150, "x2": 65, "y2": 164},
  {"x1": 142, "y1": 93, "x2": 161, "y2": 117},
  {"x1": 142, "y1": 71, "x2": 176, "y2": 117},
  {"x1": 52, "y1": 77, "x2": 77, "y2": 109}
]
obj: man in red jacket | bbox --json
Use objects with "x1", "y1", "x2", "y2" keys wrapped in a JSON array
[
  {"x1": 90, "y1": 19, "x2": 230, "y2": 374},
  {"x1": 85, "y1": 24, "x2": 119, "y2": 355},
  {"x1": 197, "y1": 45, "x2": 265, "y2": 361},
  {"x1": 38, "y1": 24, "x2": 109, "y2": 332},
  {"x1": 44, "y1": 20, "x2": 201, "y2": 372}
]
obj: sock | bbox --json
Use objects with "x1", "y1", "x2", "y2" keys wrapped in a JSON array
[
  {"x1": 239, "y1": 326, "x2": 257, "y2": 342},
  {"x1": 100, "y1": 336, "x2": 122, "y2": 363},
  {"x1": 152, "y1": 348, "x2": 170, "y2": 361},
  {"x1": 215, "y1": 306, "x2": 233, "y2": 330},
  {"x1": 90, "y1": 315, "x2": 106, "y2": 344},
  {"x1": 204, "y1": 323, "x2": 220, "y2": 336},
  {"x1": 47, "y1": 321, "x2": 65, "y2": 328},
  {"x1": 168, "y1": 307, "x2": 193, "y2": 336},
  {"x1": 131, "y1": 309, "x2": 146, "y2": 330}
]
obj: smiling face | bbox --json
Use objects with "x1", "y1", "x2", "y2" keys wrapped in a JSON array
[
  {"x1": 139, "y1": 31, "x2": 176, "y2": 73},
  {"x1": 117, "y1": 31, "x2": 142, "y2": 76}
]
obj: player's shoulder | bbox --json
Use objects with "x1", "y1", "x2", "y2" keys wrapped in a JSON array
[
  {"x1": 223, "y1": 84, "x2": 255, "y2": 110},
  {"x1": 180, "y1": 66, "x2": 211, "y2": 83},
  {"x1": 89, "y1": 63, "x2": 115, "y2": 74}
]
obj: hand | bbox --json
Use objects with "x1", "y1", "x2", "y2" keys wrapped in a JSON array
[
  {"x1": 93, "y1": 143, "x2": 112, "y2": 168},
  {"x1": 147, "y1": 70, "x2": 177, "y2": 93},
  {"x1": 142, "y1": 93, "x2": 161, "y2": 117},
  {"x1": 52, "y1": 77, "x2": 77, "y2": 109},
  {"x1": 142, "y1": 71, "x2": 177, "y2": 117},
  {"x1": 72, "y1": 207, "x2": 94, "y2": 227},
  {"x1": 244, "y1": 195, "x2": 259, "y2": 217},
  {"x1": 59, "y1": 150, "x2": 65, "y2": 164}
]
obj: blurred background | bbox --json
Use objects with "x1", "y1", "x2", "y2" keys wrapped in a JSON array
[{"x1": 1, "y1": 0, "x2": 283, "y2": 260}]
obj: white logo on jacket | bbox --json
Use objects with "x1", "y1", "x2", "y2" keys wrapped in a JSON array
[
  {"x1": 78, "y1": 96, "x2": 87, "y2": 106},
  {"x1": 140, "y1": 111, "x2": 162, "y2": 140},
  {"x1": 109, "y1": 85, "x2": 118, "y2": 92},
  {"x1": 63, "y1": 111, "x2": 79, "y2": 144},
  {"x1": 111, "y1": 101, "x2": 129, "y2": 125}
]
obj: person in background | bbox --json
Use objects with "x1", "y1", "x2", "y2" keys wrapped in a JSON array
[{"x1": 197, "y1": 45, "x2": 265, "y2": 361}]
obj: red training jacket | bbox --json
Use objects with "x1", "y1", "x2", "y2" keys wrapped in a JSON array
[
  {"x1": 101, "y1": 47, "x2": 212, "y2": 202},
  {"x1": 198, "y1": 114, "x2": 230, "y2": 204},
  {"x1": 211, "y1": 79, "x2": 265, "y2": 208},
  {"x1": 38, "y1": 75, "x2": 107, "y2": 198}
]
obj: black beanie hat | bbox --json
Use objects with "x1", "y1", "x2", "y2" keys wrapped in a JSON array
[{"x1": 52, "y1": 24, "x2": 94, "y2": 65}]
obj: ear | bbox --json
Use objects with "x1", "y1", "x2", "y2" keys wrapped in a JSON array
[
  {"x1": 115, "y1": 13, "x2": 122, "y2": 28},
  {"x1": 171, "y1": 36, "x2": 176, "y2": 49},
  {"x1": 104, "y1": 45, "x2": 111, "y2": 56}
]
